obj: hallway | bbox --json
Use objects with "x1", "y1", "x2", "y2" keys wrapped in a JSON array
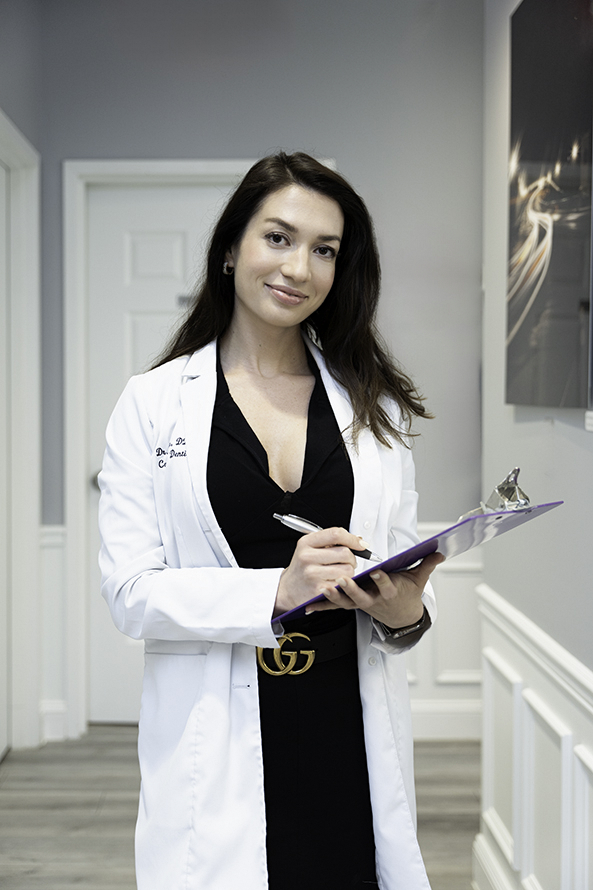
[{"x1": 0, "y1": 725, "x2": 479, "y2": 889}]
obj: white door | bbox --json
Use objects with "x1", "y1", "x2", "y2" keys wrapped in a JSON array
[
  {"x1": 88, "y1": 180, "x2": 238, "y2": 722},
  {"x1": 0, "y1": 162, "x2": 9, "y2": 757}
]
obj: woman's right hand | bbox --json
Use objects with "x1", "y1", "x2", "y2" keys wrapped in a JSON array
[{"x1": 273, "y1": 527, "x2": 362, "y2": 617}]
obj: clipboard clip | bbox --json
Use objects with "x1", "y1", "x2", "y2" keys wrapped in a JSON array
[{"x1": 458, "y1": 467, "x2": 530, "y2": 521}]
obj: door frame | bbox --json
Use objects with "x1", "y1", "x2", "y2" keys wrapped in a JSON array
[
  {"x1": 0, "y1": 108, "x2": 41, "y2": 749},
  {"x1": 63, "y1": 159, "x2": 255, "y2": 735}
]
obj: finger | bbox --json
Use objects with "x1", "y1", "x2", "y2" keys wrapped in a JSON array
[
  {"x1": 306, "y1": 584, "x2": 357, "y2": 613},
  {"x1": 405, "y1": 551, "x2": 444, "y2": 587},
  {"x1": 334, "y1": 575, "x2": 377, "y2": 609},
  {"x1": 305, "y1": 599, "x2": 341, "y2": 614},
  {"x1": 305, "y1": 546, "x2": 357, "y2": 569},
  {"x1": 304, "y1": 526, "x2": 366, "y2": 553}
]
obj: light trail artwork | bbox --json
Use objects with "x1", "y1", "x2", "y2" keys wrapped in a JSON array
[{"x1": 506, "y1": 0, "x2": 592, "y2": 408}]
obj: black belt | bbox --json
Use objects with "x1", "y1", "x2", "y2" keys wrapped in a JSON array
[{"x1": 256, "y1": 620, "x2": 357, "y2": 677}]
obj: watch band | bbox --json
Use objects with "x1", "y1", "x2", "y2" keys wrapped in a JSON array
[{"x1": 378, "y1": 606, "x2": 429, "y2": 640}]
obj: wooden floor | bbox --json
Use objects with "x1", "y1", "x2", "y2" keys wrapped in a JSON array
[
  {"x1": 415, "y1": 740, "x2": 481, "y2": 889},
  {"x1": 0, "y1": 726, "x2": 480, "y2": 889}
]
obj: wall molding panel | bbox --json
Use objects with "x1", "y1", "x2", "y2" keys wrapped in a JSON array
[
  {"x1": 482, "y1": 645, "x2": 523, "y2": 871},
  {"x1": 408, "y1": 522, "x2": 483, "y2": 739},
  {"x1": 521, "y1": 688, "x2": 573, "y2": 890},
  {"x1": 473, "y1": 585, "x2": 593, "y2": 890},
  {"x1": 573, "y1": 744, "x2": 593, "y2": 890}
]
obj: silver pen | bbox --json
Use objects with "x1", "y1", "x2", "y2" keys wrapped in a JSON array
[{"x1": 273, "y1": 513, "x2": 381, "y2": 561}]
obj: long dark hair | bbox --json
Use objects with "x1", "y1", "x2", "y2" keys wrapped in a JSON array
[{"x1": 154, "y1": 151, "x2": 430, "y2": 446}]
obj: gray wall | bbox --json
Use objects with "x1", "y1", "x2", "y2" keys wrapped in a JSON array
[
  {"x1": 0, "y1": 0, "x2": 41, "y2": 147},
  {"x1": 483, "y1": 0, "x2": 593, "y2": 670},
  {"x1": 2, "y1": 0, "x2": 484, "y2": 525}
]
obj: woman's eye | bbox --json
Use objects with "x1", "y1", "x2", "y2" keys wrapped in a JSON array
[
  {"x1": 266, "y1": 232, "x2": 288, "y2": 246},
  {"x1": 316, "y1": 245, "x2": 337, "y2": 259}
]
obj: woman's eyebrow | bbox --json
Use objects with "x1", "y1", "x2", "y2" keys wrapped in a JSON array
[{"x1": 264, "y1": 217, "x2": 342, "y2": 243}]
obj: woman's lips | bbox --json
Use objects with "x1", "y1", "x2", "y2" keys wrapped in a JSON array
[{"x1": 266, "y1": 284, "x2": 308, "y2": 305}]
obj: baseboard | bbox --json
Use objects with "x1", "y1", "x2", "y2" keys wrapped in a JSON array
[
  {"x1": 39, "y1": 526, "x2": 68, "y2": 743},
  {"x1": 411, "y1": 698, "x2": 482, "y2": 739},
  {"x1": 39, "y1": 699, "x2": 68, "y2": 742}
]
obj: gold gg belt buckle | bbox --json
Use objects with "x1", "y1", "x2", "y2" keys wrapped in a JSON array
[{"x1": 256, "y1": 632, "x2": 315, "y2": 676}]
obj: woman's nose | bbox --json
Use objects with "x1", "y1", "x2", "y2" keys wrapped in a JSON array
[{"x1": 281, "y1": 246, "x2": 311, "y2": 282}]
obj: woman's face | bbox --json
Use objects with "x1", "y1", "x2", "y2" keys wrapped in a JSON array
[{"x1": 226, "y1": 184, "x2": 344, "y2": 334}]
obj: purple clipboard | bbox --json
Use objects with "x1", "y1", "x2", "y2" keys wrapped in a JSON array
[{"x1": 277, "y1": 500, "x2": 563, "y2": 623}]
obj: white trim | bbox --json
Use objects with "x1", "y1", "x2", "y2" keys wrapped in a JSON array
[
  {"x1": 521, "y1": 876, "x2": 543, "y2": 890},
  {"x1": 482, "y1": 645, "x2": 523, "y2": 870},
  {"x1": 522, "y1": 687, "x2": 572, "y2": 740},
  {"x1": 478, "y1": 584, "x2": 593, "y2": 718},
  {"x1": 39, "y1": 699, "x2": 68, "y2": 742},
  {"x1": 573, "y1": 744, "x2": 593, "y2": 890},
  {"x1": 483, "y1": 808, "x2": 515, "y2": 874},
  {"x1": 410, "y1": 698, "x2": 482, "y2": 739},
  {"x1": 417, "y1": 522, "x2": 448, "y2": 538},
  {"x1": 473, "y1": 832, "x2": 518, "y2": 890},
  {"x1": 520, "y1": 688, "x2": 573, "y2": 890},
  {"x1": 64, "y1": 160, "x2": 256, "y2": 734},
  {"x1": 574, "y1": 742, "x2": 593, "y2": 775},
  {"x1": 439, "y1": 560, "x2": 484, "y2": 575},
  {"x1": 40, "y1": 525, "x2": 67, "y2": 549},
  {"x1": 0, "y1": 108, "x2": 41, "y2": 749},
  {"x1": 476, "y1": 586, "x2": 593, "y2": 890},
  {"x1": 436, "y1": 669, "x2": 482, "y2": 685},
  {"x1": 483, "y1": 646, "x2": 523, "y2": 687},
  {"x1": 39, "y1": 525, "x2": 67, "y2": 742},
  {"x1": 411, "y1": 699, "x2": 482, "y2": 714}
]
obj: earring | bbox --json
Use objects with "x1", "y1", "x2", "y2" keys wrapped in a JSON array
[{"x1": 222, "y1": 261, "x2": 234, "y2": 276}]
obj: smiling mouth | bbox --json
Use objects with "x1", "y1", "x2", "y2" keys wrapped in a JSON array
[{"x1": 266, "y1": 284, "x2": 308, "y2": 305}]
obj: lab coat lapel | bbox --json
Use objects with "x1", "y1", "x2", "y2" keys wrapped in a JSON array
[
  {"x1": 179, "y1": 337, "x2": 383, "y2": 566},
  {"x1": 306, "y1": 340, "x2": 383, "y2": 543},
  {"x1": 179, "y1": 342, "x2": 238, "y2": 568}
]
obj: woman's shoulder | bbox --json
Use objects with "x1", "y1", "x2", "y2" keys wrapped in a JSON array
[
  {"x1": 133, "y1": 342, "x2": 217, "y2": 395},
  {"x1": 113, "y1": 344, "x2": 216, "y2": 422},
  {"x1": 140, "y1": 354, "x2": 193, "y2": 385}
]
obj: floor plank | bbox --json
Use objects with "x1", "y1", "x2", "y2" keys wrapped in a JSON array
[
  {"x1": 0, "y1": 727, "x2": 480, "y2": 888},
  {"x1": 0, "y1": 725, "x2": 139, "y2": 889},
  {"x1": 415, "y1": 739, "x2": 481, "y2": 890}
]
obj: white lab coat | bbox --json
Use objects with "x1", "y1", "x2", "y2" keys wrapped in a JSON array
[{"x1": 98, "y1": 338, "x2": 436, "y2": 890}]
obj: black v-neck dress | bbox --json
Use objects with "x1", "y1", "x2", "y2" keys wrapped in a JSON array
[{"x1": 207, "y1": 353, "x2": 378, "y2": 889}]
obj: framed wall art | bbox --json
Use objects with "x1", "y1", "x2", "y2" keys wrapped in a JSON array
[{"x1": 507, "y1": 0, "x2": 593, "y2": 408}]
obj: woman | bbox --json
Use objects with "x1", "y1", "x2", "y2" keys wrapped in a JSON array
[{"x1": 98, "y1": 152, "x2": 442, "y2": 890}]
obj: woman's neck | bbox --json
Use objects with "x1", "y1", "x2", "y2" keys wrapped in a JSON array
[{"x1": 220, "y1": 319, "x2": 310, "y2": 379}]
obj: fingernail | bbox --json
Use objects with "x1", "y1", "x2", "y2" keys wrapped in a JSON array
[
  {"x1": 358, "y1": 537, "x2": 371, "y2": 550},
  {"x1": 305, "y1": 608, "x2": 313, "y2": 615},
  {"x1": 371, "y1": 572, "x2": 381, "y2": 580}
]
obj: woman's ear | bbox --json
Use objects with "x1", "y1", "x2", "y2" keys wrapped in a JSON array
[{"x1": 224, "y1": 248, "x2": 235, "y2": 271}]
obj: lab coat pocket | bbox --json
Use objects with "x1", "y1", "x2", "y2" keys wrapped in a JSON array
[{"x1": 139, "y1": 644, "x2": 211, "y2": 792}]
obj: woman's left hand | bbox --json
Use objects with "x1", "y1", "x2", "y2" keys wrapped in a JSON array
[{"x1": 305, "y1": 551, "x2": 444, "y2": 629}]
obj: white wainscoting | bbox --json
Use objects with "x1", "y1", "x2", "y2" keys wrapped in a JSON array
[
  {"x1": 473, "y1": 584, "x2": 593, "y2": 890},
  {"x1": 407, "y1": 522, "x2": 483, "y2": 740},
  {"x1": 39, "y1": 526, "x2": 67, "y2": 742}
]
